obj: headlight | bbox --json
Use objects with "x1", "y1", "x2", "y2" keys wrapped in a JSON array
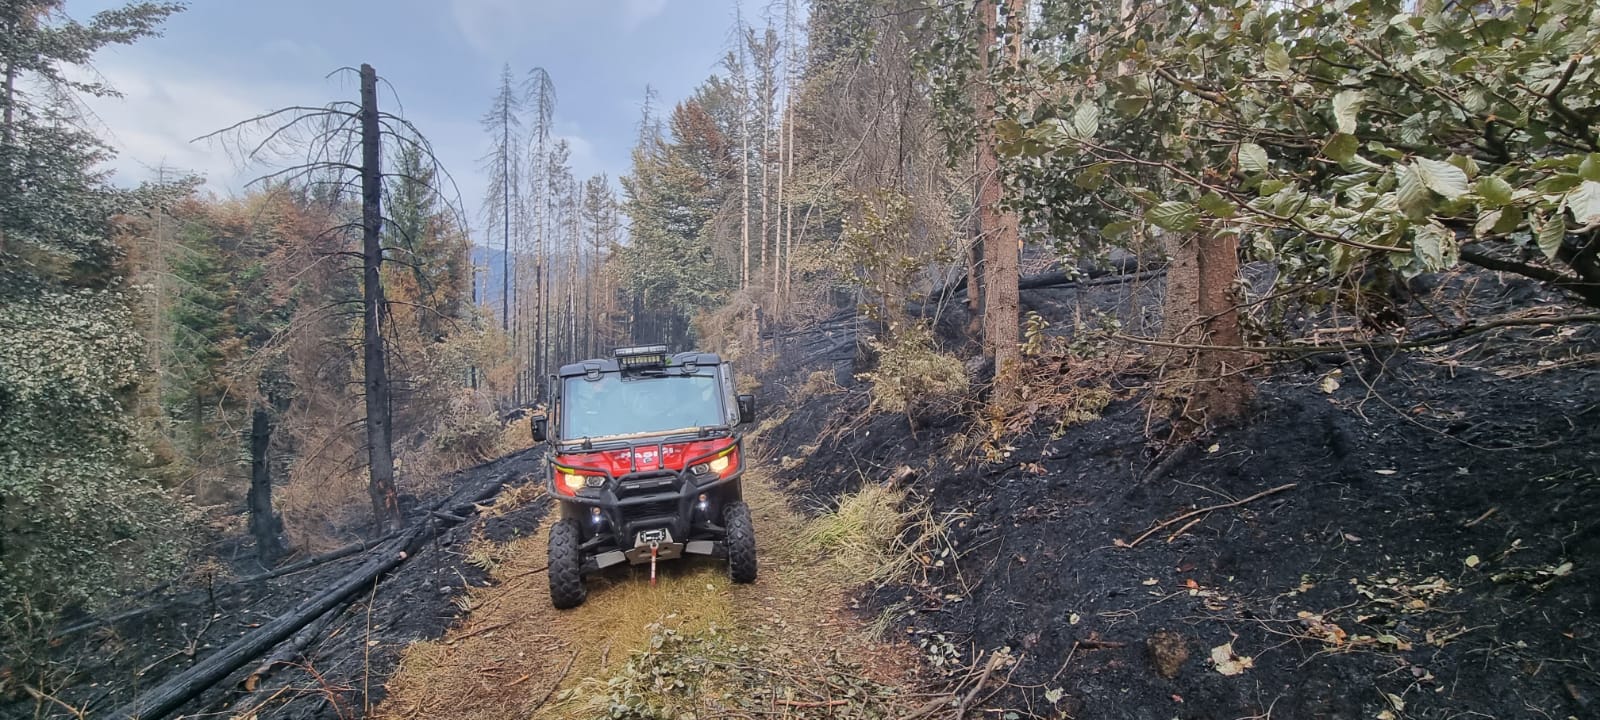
[
  {"x1": 691, "y1": 463, "x2": 712, "y2": 475},
  {"x1": 560, "y1": 471, "x2": 586, "y2": 493},
  {"x1": 708, "y1": 455, "x2": 732, "y2": 474}
]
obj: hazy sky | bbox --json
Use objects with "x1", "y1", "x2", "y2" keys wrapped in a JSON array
[{"x1": 69, "y1": 0, "x2": 756, "y2": 241}]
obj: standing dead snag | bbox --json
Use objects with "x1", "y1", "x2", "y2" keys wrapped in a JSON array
[
  {"x1": 248, "y1": 407, "x2": 288, "y2": 563},
  {"x1": 359, "y1": 64, "x2": 402, "y2": 533},
  {"x1": 198, "y1": 63, "x2": 462, "y2": 533}
]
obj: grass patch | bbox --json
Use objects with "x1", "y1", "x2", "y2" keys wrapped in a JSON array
[{"x1": 803, "y1": 482, "x2": 954, "y2": 589}]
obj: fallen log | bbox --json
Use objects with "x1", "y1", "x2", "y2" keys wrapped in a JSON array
[
  {"x1": 108, "y1": 467, "x2": 521, "y2": 720},
  {"x1": 923, "y1": 257, "x2": 1149, "y2": 307},
  {"x1": 53, "y1": 532, "x2": 403, "y2": 639},
  {"x1": 108, "y1": 529, "x2": 424, "y2": 720}
]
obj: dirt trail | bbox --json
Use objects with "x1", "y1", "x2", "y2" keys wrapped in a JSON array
[{"x1": 376, "y1": 470, "x2": 929, "y2": 719}]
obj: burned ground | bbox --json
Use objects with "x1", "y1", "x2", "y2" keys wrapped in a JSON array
[
  {"x1": 762, "y1": 270, "x2": 1600, "y2": 719},
  {"x1": 1, "y1": 450, "x2": 547, "y2": 720}
]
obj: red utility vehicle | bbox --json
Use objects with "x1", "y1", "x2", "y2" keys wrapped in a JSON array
[{"x1": 531, "y1": 345, "x2": 758, "y2": 608}]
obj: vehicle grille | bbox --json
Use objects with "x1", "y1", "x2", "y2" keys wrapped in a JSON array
[{"x1": 624, "y1": 498, "x2": 678, "y2": 520}]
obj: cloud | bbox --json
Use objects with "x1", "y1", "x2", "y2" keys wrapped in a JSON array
[
  {"x1": 74, "y1": 53, "x2": 318, "y2": 191},
  {"x1": 622, "y1": 0, "x2": 669, "y2": 31}
]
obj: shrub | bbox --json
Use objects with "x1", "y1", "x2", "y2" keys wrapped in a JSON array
[
  {"x1": 0, "y1": 289, "x2": 191, "y2": 663},
  {"x1": 858, "y1": 322, "x2": 968, "y2": 419}
]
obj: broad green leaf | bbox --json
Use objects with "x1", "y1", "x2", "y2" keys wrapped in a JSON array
[
  {"x1": 1074, "y1": 162, "x2": 1111, "y2": 190},
  {"x1": 1536, "y1": 173, "x2": 1582, "y2": 194},
  {"x1": 996, "y1": 119, "x2": 1024, "y2": 143},
  {"x1": 1474, "y1": 209, "x2": 1502, "y2": 237},
  {"x1": 1414, "y1": 158, "x2": 1469, "y2": 200},
  {"x1": 1475, "y1": 176, "x2": 1514, "y2": 207},
  {"x1": 1537, "y1": 215, "x2": 1566, "y2": 259},
  {"x1": 1332, "y1": 89, "x2": 1364, "y2": 134},
  {"x1": 1412, "y1": 224, "x2": 1452, "y2": 270},
  {"x1": 1579, "y1": 153, "x2": 1600, "y2": 182},
  {"x1": 1113, "y1": 96, "x2": 1148, "y2": 116},
  {"x1": 1265, "y1": 43, "x2": 1291, "y2": 76},
  {"x1": 1447, "y1": 154, "x2": 1478, "y2": 180},
  {"x1": 1126, "y1": 187, "x2": 1159, "y2": 205},
  {"x1": 1073, "y1": 103, "x2": 1100, "y2": 139},
  {"x1": 1367, "y1": 141, "x2": 1405, "y2": 161},
  {"x1": 1148, "y1": 201, "x2": 1200, "y2": 232},
  {"x1": 1259, "y1": 178, "x2": 1289, "y2": 196},
  {"x1": 1198, "y1": 192, "x2": 1237, "y2": 218},
  {"x1": 1324, "y1": 133, "x2": 1359, "y2": 163},
  {"x1": 1101, "y1": 220, "x2": 1136, "y2": 238},
  {"x1": 1397, "y1": 165, "x2": 1433, "y2": 216},
  {"x1": 1493, "y1": 205, "x2": 1523, "y2": 235},
  {"x1": 1568, "y1": 180, "x2": 1600, "y2": 225},
  {"x1": 1239, "y1": 143, "x2": 1270, "y2": 174}
]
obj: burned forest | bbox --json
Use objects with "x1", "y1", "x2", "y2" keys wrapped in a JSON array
[{"x1": 2, "y1": 1, "x2": 1597, "y2": 719}]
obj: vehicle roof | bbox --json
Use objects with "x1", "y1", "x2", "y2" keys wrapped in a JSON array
[{"x1": 556, "y1": 350, "x2": 723, "y2": 378}]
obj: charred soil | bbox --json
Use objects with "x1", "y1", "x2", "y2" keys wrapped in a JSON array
[
  {"x1": 1, "y1": 450, "x2": 548, "y2": 720},
  {"x1": 762, "y1": 275, "x2": 1600, "y2": 718}
]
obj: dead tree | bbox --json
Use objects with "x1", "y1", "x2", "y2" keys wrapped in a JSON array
[
  {"x1": 200, "y1": 63, "x2": 464, "y2": 533},
  {"x1": 247, "y1": 407, "x2": 288, "y2": 563}
]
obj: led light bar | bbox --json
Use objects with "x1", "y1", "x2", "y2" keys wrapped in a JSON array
[{"x1": 615, "y1": 344, "x2": 670, "y2": 369}]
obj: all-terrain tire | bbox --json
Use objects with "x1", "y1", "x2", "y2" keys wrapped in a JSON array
[
  {"x1": 724, "y1": 501, "x2": 758, "y2": 583},
  {"x1": 548, "y1": 518, "x2": 588, "y2": 609}
]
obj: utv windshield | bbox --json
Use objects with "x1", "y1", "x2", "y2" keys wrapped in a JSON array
[{"x1": 560, "y1": 372, "x2": 727, "y2": 441}]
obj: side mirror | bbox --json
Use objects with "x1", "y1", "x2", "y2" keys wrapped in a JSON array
[
  {"x1": 531, "y1": 416, "x2": 548, "y2": 443},
  {"x1": 737, "y1": 394, "x2": 756, "y2": 425}
]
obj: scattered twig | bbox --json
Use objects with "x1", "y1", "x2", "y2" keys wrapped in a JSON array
[
  {"x1": 448, "y1": 621, "x2": 511, "y2": 644},
  {"x1": 1463, "y1": 507, "x2": 1498, "y2": 528},
  {"x1": 1124, "y1": 484, "x2": 1298, "y2": 548},
  {"x1": 778, "y1": 699, "x2": 849, "y2": 708},
  {"x1": 1166, "y1": 516, "x2": 1207, "y2": 544},
  {"x1": 531, "y1": 649, "x2": 579, "y2": 711}
]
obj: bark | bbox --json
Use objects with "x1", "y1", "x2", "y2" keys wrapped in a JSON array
[
  {"x1": 247, "y1": 408, "x2": 288, "y2": 565},
  {"x1": 500, "y1": 100, "x2": 511, "y2": 333},
  {"x1": 359, "y1": 64, "x2": 402, "y2": 533},
  {"x1": 1, "y1": 60, "x2": 14, "y2": 256},
  {"x1": 975, "y1": 0, "x2": 1021, "y2": 388},
  {"x1": 1160, "y1": 228, "x2": 1251, "y2": 429}
]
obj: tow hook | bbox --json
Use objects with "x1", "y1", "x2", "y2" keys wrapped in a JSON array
[{"x1": 640, "y1": 529, "x2": 666, "y2": 586}]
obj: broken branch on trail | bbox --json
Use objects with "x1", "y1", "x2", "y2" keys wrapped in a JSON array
[{"x1": 1122, "y1": 483, "x2": 1297, "y2": 548}]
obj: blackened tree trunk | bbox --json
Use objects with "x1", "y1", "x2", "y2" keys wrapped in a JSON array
[
  {"x1": 247, "y1": 407, "x2": 288, "y2": 564},
  {"x1": 360, "y1": 64, "x2": 402, "y2": 533}
]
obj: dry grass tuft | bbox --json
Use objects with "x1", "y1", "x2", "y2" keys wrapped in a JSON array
[{"x1": 803, "y1": 481, "x2": 955, "y2": 590}]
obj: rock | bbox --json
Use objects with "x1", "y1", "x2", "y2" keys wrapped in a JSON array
[{"x1": 1146, "y1": 630, "x2": 1189, "y2": 679}]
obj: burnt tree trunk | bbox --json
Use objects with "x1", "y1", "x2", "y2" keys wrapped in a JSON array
[
  {"x1": 247, "y1": 407, "x2": 287, "y2": 564},
  {"x1": 360, "y1": 64, "x2": 402, "y2": 533}
]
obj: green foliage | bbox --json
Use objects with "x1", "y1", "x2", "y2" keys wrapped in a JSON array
[
  {"x1": 859, "y1": 322, "x2": 969, "y2": 417},
  {"x1": 0, "y1": 289, "x2": 188, "y2": 644},
  {"x1": 837, "y1": 189, "x2": 953, "y2": 323},
  {"x1": 989, "y1": 0, "x2": 1600, "y2": 305},
  {"x1": 0, "y1": 0, "x2": 190, "y2": 655},
  {"x1": 619, "y1": 102, "x2": 734, "y2": 340}
]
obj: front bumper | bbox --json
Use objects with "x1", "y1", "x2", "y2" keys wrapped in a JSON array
[{"x1": 548, "y1": 465, "x2": 743, "y2": 571}]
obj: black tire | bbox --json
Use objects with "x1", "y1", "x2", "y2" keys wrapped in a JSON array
[
  {"x1": 724, "y1": 501, "x2": 758, "y2": 583},
  {"x1": 548, "y1": 518, "x2": 587, "y2": 609}
]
